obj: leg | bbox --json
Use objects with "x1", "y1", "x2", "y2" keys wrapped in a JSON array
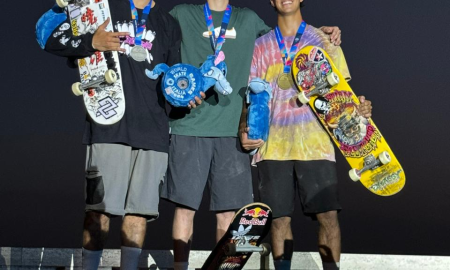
[
  {"x1": 209, "y1": 138, "x2": 253, "y2": 242},
  {"x1": 84, "y1": 144, "x2": 130, "y2": 249},
  {"x1": 83, "y1": 143, "x2": 130, "y2": 270},
  {"x1": 173, "y1": 206, "x2": 195, "y2": 266},
  {"x1": 83, "y1": 211, "x2": 110, "y2": 250},
  {"x1": 120, "y1": 214, "x2": 147, "y2": 270},
  {"x1": 215, "y1": 211, "x2": 235, "y2": 242},
  {"x1": 294, "y1": 161, "x2": 341, "y2": 269},
  {"x1": 82, "y1": 211, "x2": 110, "y2": 270},
  {"x1": 271, "y1": 217, "x2": 294, "y2": 260},
  {"x1": 257, "y1": 160, "x2": 296, "y2": 269},
  {"x1": 121, "y1": 149, "x2": 168, "y2": 269},
  {"x1": 121, "y1": 214, "x2": 147, "y2": 248},
  {"x1": 316, "y1": 211, "x2": 341, "y2": 263},
  {"x1": 160, "y1": 136, "x2": 214, "y2": 269}
]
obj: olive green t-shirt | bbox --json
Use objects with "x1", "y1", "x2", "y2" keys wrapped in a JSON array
[{"x1": 169, "y1": 4, "x2": 271, "y2": 137}]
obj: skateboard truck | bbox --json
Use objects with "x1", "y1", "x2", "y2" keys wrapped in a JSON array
[
  {"x1": 349, "y1": 151, "x2": 391, "y2": 182},
  {"x1": 72, "y1": 70, "x2": 118, "y2": 96},
  {"x1": 298, "y1": 72, "x2": 339, "y2": 104},
  {"x1": 224, "y1": 241, "x2": 271, "y2": 257}
]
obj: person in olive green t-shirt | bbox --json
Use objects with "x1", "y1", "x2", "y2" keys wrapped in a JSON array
[{"x1": 160, "y1": 1, "x2": 342, "y2": 269}]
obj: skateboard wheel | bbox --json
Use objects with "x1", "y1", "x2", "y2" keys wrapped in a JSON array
[
  {"x1": 379, "y1": 151, "x2": 391, "y2": 165},
  {"x1": 72, "y1": 82, "x2": 83, "y2": 96},
  {"x1": 105, "y1": 70, "x2": 118, "y2": 84},
  {"x1": 259, "y1": 243, "x2": 271, "y2": 256},
  {"x1": 326, "y1": 72, "x2": 340, "y2": 86},
  {"x1": 298, "y1": 91, "x2": 310, "y2": 104},
  {"x1": 224, "y1": 243, "x2": 236, "y2": 256},
  {"x1": 349, "y1": 168, "x2": 361, "y2": 182},
  {"x1": 56, "y1": 0, "x2": 69, "y2": 7}
]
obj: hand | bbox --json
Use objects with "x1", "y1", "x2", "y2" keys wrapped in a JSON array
[
  {"x1": 319, "y1": 26, "x2": 342, "y2": 46},
  {"x1": 357, "y1": 96, "x2": 372, "y2": 119},
  {"x1": 92, "y1": 18, "x2": 129, "y2": 52},
  {"x1": 187, "y1": 92, "x2": 206, "y2": 109},
  {"x1": 239, "y1": 127, "x2": 264, "y2": 151}
]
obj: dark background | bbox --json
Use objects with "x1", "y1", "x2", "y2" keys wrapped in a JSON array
[{"x1": 0, "y1": 0, "x2": 449, "y2": 256}]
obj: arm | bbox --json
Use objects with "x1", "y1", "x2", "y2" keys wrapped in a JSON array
[
  {"x1": 251, "y1": 9, "x2": 342, "y2": 46},
  {"x1": 253, "y1": 13, "x2": 272, "y2": 37},
  {"x1": 238, "y1": 44, "x2": 265, "y2": 151},
  {"x1": 239, "y1": 94, "x2": 264, "y2": 151},
  {"x1": 319, "y1": 26, "x2": 342, "y2": 46},
  {"x1": 36, "y1": 5, "x2": 128, "y2": 59}
]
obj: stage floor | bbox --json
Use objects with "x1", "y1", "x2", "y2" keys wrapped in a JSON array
[{"x1": 1, "y1": 247, "x2": 450, "y2": 269}]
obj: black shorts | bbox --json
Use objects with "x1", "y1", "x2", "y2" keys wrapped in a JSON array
[{"x1": 257, "y1": 160, "x2": 341, "y2": 218}]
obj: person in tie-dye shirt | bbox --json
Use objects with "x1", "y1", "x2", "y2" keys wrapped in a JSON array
[{"x1": 239, "y1": 0, "x2": 373, "y2": 269}]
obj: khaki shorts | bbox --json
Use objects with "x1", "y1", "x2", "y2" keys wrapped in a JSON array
[{"x1": 84, "y1": 143, "x2": 168, "y2": 220}]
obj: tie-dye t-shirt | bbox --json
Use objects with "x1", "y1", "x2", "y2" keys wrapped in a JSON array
[{"x1": 251, "y1": 25, "x2": 351, "y2": 165}]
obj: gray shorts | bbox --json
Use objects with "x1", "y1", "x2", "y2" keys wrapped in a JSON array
[
  {"x1": 161, "y1": 135, "x2": 253, "y2": 211},
  {"x1": 85, "y1": 143, "x2": 168, "y2": 220}
]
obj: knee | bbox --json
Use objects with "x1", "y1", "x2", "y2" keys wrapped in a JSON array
[
  {"x1": 175, "y1": 207, "x2": 196, "y2": 222},
  {"x1": 123, "y1": 215, "x2": 147, "y2": 231},
  {"x1": 85, "y1": 211, "x2": 109, "y2": 230},
  {"x1": 216, "y1": 211, "x2": 235, "y2": 227},
  {"x1": 272, "y1": 216, "x2": 291, "y2": 231},
  {"x1": 316, "y1": 211, "x2": 339, "y2": 228}
]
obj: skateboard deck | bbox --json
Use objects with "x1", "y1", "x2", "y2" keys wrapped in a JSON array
[
  {"x1": 58, "y1": 0, "x2": 125, "y2": 125},
  {"x1": 292, "y1": 46, "x2": 405, "y2": 196},
  {"x1": 202, "y1": 203, "x2": 272, "y2": 270}
]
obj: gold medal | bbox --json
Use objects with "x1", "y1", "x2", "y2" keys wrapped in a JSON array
[{"x1": 277, "y1": 73, "x2": 294, "y2": 90}]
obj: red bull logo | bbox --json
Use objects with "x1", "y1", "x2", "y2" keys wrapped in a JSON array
[
  {"x1": 240, "y1": 217, "x2": 267, "y2": 226},
  {"x1": 242, "y1": 207, "x2": 270, "y2": 218}
]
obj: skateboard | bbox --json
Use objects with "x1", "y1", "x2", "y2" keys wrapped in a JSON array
[
  {"x1": 201, "y1": 203, "x2": 272, "y2": 270},
  {"x1": 292, "y1": 46, "x2": 405, "y2": 196},
  {"x1": 57, "y1": 0, "x2": 125, "y2": 125}
]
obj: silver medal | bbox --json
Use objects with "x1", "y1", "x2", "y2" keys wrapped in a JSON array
[{"x1": 130, "y1": 45, "x2": 147, "y2": 62}]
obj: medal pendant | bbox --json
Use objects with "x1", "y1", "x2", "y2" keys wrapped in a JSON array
[
  {"x1": 130, "y1": 45, "x2": 147, "y2": 62},
  {"x1": 277, "y1": 73, "x2": 294, "y2": 90}
]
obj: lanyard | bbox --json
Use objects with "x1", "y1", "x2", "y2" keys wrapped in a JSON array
[
  {"x1": 129, "y1": 0, "x2": 153, "y2": 46},
  {"x1": 203, "y1": 3, "x2": 232, "y2": 56},
  {"x1": 275, "y1": 21, "x2": 307, "y2": 73}
]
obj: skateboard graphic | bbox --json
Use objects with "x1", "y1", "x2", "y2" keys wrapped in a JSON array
[
  {"x1": 202, "y1": 203, "x2": 272, "y2": 270},
  {"x1": 292, "y1": 46, "x2": 405, "y2": 196},
  {"x1": 57, "y1": 0, "x2": 125, "y2": 125}
]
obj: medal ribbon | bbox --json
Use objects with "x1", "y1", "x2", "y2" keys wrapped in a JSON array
[
  {"x1": 203, "y1": 3, "x2": 232, "y2": 56},
  {"x1": 129, "y1": 0, "x2": 153, "y2": 46},
  {"x1": 275, "y1": 21, "x2": 307, "y2": 73}
]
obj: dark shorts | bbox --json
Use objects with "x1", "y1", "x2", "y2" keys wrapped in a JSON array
[
  {"x1": 257, "y1": 160, "x2": 341, "y2": 218},
  {"x1": 161, "y1": 135, "x2": 253, "y2": 211}
]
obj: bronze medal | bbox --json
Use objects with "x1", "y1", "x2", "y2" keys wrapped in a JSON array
[{"x1": 277, "y1": 73, "x2": 294, "y2": 90}]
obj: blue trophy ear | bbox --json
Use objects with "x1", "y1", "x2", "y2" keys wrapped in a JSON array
[{"x1": 145, "y1": 69, "x2": 158, "y2": 80}]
